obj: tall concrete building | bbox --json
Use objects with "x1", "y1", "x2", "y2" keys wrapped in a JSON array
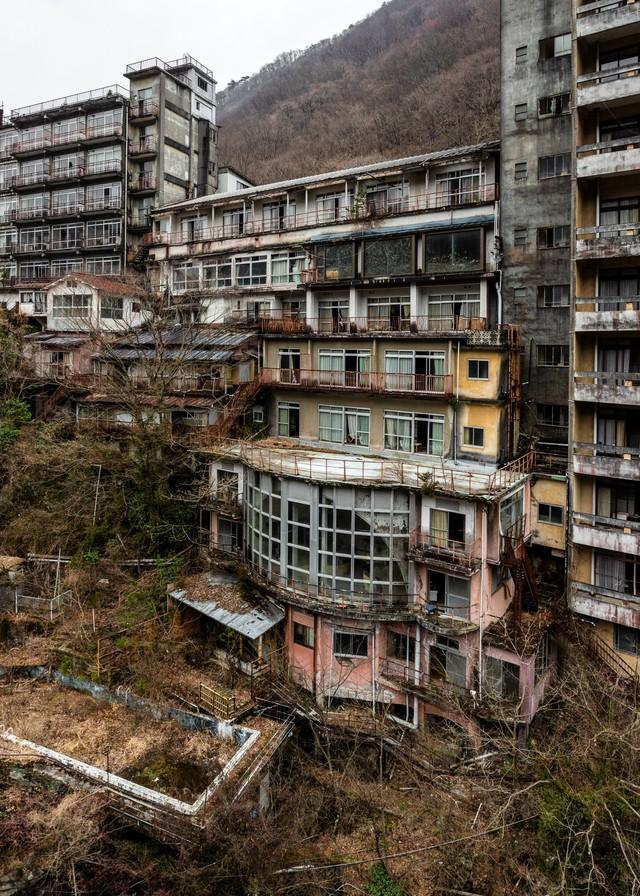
[
  {"x1": 0, "y1": 54, "x2": 217, "y2": 319},
  {"x1": 500, "y1": 0, "x2": 574, "y2": 451},
  {"x1": 571, "y1": 0, "x2": 640, "y2": 675}
]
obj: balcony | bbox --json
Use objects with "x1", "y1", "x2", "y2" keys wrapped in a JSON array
[
  {"x1": 575, "y1": 296, "x2": 640, "y2": 330},
  {"x1": 259, "y1": 367, "x2": 453, "y2": 397},
  {"x1": 573, "y1": 442, "x2": 640, "y2": 480},
  {"x1": 129, "y1": 136, "x2": 157, "y2": 157},
  {"x1": 84, "y1": 197, "x2": 122, "y2": 214},
  {"x1": 150, "y1": 183, "x2": 499, "y2": 248},
  {"x1": 11, "y1": 172, "x2": 49, "y2": 190},
  {"x1": 204, "y1": 489, "x2": 242, "y2": 518},
  {"x1": 0, "y1": 241, "x2": 17, "y2": 256},
  {"x1": 128, "y1": 212, "x2": 152, "y2": 230},
  {"x1": 48, "y1": 204, "x2": 84, "y2": 220},
  {"x1": 576, "y1": 0, "x2": 640, "y2": 40},
  {"x1": 577, "y1": 135, "x2": 640, "y2": 178},
  {"x1": 407, "y1": 528, "x2": 481, "y2": 572},
  {"x1": 129, "y1": 174, "x2": 156, "y2": 194},
  {"x1": 12, "y1": 207, "x2": 48, "y2": 223},
  {"x1": 84, "y1": 124, "x2": 124, "y2": 143},
  {"x1": 84, "y1": 237, "x2": 121, "y2": 250},
  {"x1": 128, "y1": 100, "x2": 159, "y2": 122},
  {"x1": 11, "y1": 136, "x2": 51, "y2": 157},
  {"x1": 576, "y1": 222, "x2": 640, "y2": 259},
  {"x1": 574, "y1": 370, "x2": 640, "y2": 404},
  {"x1": 49, "y1": 130, "x2": 85, "y2": 150},
  {"x1": 48, "y1": 166, "x2": 83, "y2": 184},
  {"x1": 379, "y1": 657, "x2": 471, "y2": 708},
  {"x1": 569, "y1": 580, "x2": 640, "y2": 630},
  {"x1": 50, "y1": 239, "x2": 83, "y2": 252},
  {"x1": 83, "y1": 159, "x2": 123, "y2": 179},
  {"x1": 11, "y1": 85, "x2": 128, "y2": 122},
  {"x1": 15, "y1": 241, "x2": 49, "y2": 255},
  {"x1": 577, "y1": 63, "x2": 640, "y2": 109},
  {"x1": 572, "y1": 510, "x2": 640, "y2": 555}
]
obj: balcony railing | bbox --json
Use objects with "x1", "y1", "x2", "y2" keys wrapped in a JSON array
[
  {"x1": 576, "y1": 296, "x2": 640, "y2": 312},
  {"x1": 129, "y1": 136, "x2": 157, "y2": 155},
  {"x1": 49, "y1": 166, "x2": 83, "y2": 182},
  {"x1": 13, "y1": 207, "x2": 48, "y2": 221},
  {"x1": 228, "y1": 442, "x2": 535, "y2": 497},
  {"x1": 408, "y1": 528, "x2": 481, "y2": 569},
  {"x1": 85, "y1": 159, "x2": 123, "y2": 176},
  {"x1": 11, "y1": 85, "x2": 128, "y2": 119},
  {"x1": 129, "y1": 174, "x2": 156, "y2": 192},
  {"x1": 379, "y1": 657, "x2": 469, "y2": 701},
  {"x1": 578, "y1": 62, "x2": 640, "y2": 90},
  {"x1": 128, "y1": 100, "x2": 159, "y2": 119},
  {"x1": 50, "y1": 240, "x2": 82, "y2": 251},
  {"x1": 577, "y1": 134, "x2": 640, "y2": 159},
  {"x1": 85, "y1": 197, "x2": 122, "y2": 212},
  {"x1": 574, "y1": 510, "x2": 640, "y2": 533},
  {"x1": 146, "y1": 183, "x2": 499, "y2": 247},
  {"x1": 259, "y1": 367, "x2": 453, "y2": 396},
  {"x1": 11, "y1": 172, "x2": 49, "y2": 188},
  {"x1": 575, "y1": 370, "x2": 640, "y2": 387},
  {"x1": 50, "y1": 130, "x2": 85, "y2": 147},
  {"x1": 0, "y1": 242, "x2": 17, "y2": 255},
  {"x1": 577, "y1": 0, "x2": 639, "y2": 18},
  {"x1": 576, "y1": 222, "x2": 640, "y2": 257},
  {"x1": 227, "y1": 309, "x2": 490, "y2": 336}
]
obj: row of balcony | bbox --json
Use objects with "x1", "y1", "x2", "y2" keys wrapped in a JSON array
[
  {"x1": 577, "y1": 135, "x2": 640, "y2": 179},
  {"x1": 574, "y1": 370, "x2": 640, "y2": 404},
  {"x1": 2, "y1": 199, "x2": 123, "y2": 222},
  {"x1": 3, "y1": 126, "x2": 125, "y2": 159},
  {"x1": 577, "y1": 61, "x2": 640, "y2": 111},
  {"x1": 260, "y1": 367, "x2": 454, "y2": 397},
  {"x1": 1, "y1": 237, "x2": 121, "y2": 255},
  {"x1": 145, "y1": 183, "x2": 499, "y2": 247},
  {"x1": 7, "y1": 160, "x2": 124, "y2": 190}
]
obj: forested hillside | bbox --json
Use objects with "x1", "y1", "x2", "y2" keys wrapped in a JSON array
[{"x1": 217, "y1": 0, "x2": 500, "y2": 184}]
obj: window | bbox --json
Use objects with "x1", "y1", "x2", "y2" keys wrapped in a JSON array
[
  {"x1": 236, "y1": 254, "x2": 267, "y2": 286},
  {"x1": 287, "y1": 500, "x2": 311, "y2": 585},
  {"x1": 293, "y1": 622, "x2": 314, "y2": 648},
  {"x1": 388, "y1": 631, "x2": 416, "y2": 664},
  {"x1": 538, "y1": 403, "x2": 568, "y2": 427},
  {"x1": 277, "y1": 402, "x2": 299, "y2": 437},
  {"x1": 197, "y1": 76, "x2": 208, "y2": 91},
  {"x1": 601, "y1": 197, "x2": 640, "y2": 227},
  {"x1": 314, "y1": 242, "x2": 354, "y2": 280},
  {"x1": 537, "y1": 344, "x2": 569, "y2": 367},
  {"x1": 513, "y1": 287, "x2": 527, "y2": 304},
  {"x1": 384, "y1": 411, "x2": 445, "y2": 455},
  {"x1": 367, "y1": 296, "x2": 411, "y2": 331},
  {"x1": 467, "y1": 359, "x2": 489, "y2": 380},
  {"x1": 85, "y1": 257, "x2": 121, "y2": 275},
  {"x1": 86, "y1": 146, "x2": 121, "y2": 175},
  {"x1": 515, "y1": 103, "x2": 528, "y2": 121},
  {"x1": 463, "y1": 426, "x2": 484, "y2": 447},
  {"x1": 514, "y1": 161, "x2": 528, "y2": 181},
  {"x1": 86, "y1": 182, "x2": 120, "y2": 211},
  {"x1": 539, "y1": 284, "x2": 570, "y2": 307},
  {"x1": 535, "y1": 634, "x2": 551, "y2": 682},
  {"x1": 425, "y1": 229, "x2": 482, "y2": 273},
  {"x1": 538, "y1": 93, "x2": 571, "y2": 117},
  {"x1": 51, "y1": 188, "x2": 83, "y2": 215},
  {"x1": 318, "y1": 349, "x2": 370, "y2": 387},
  {"x1": 334, "y1": 631, "x2": 368, "y2": 658},
  {"x1": 202, "y1": 257, "x2": 232, "y2": 289},
  {"x1": 485, "y1": 657, "x2": 520, "y2": 700},
  {"x1": 86, "y1": 109, "x2": 121, "y2": 138},
  {"x1": 426, "y1": 290, "x2": 481, "y2": 329},
  {"x1": 173, "y1": 264, "x2": 200, "y2": 292},
  {"x1": 596, "y1": 553, "x2": 640, "y2": 596},
  {"x1": 430, "y1": 634, "x2": 467, "y2": 685},
  {"x1": 514, "y1": 228, "x2": 527, "y2": 247},
  {"x1": 51, "y1": 223, "x2": 83, "y2": 250},
  {"x1": 384, "y1": 349, "x2": 445, "y2": 391},
  {"x1": 539, "y1": 154, "x2": 571, "y2": 179},
  {"x1": 252, "y1": 407, "x2": 264, "y2": 423},
  {"x1": 537, "y1": 226, "x2": 570, "y2": 249},
  {"x1": 100, "y1": 296, "x2": 124, "y2": 319},
  {"x1": 614, "y1": 624, "x2": 640, "y2": 656},
  {"x1": 19, "y1": 227, "x2": 49, "y2": 251},
  {"x1": 363, "y1": 236, "x2": 413, "y2": 277},
  {"x1": 318, "y1": 405, "x2": 370, "y2": 447},
  {"x1": 516, "y1": 45, "x2": 528, "y2": 64},
  {"x1": 540, "y1": 33, "x2": 571, "y2": 59},
  {"x1": 50, "y1": 258, "x2": 82, "y2": 276},
  {"x1": 52, "y1": 293, "x2": 91, "y2": 319},
  {"x1": 271, "y1": 250, "x2": 306, "y2": 285},
  {"x1": 316, "y1": 191, "x2": 352, "y2": 223},
  {"x1": 538, "y1": 503, "x2": 564, "y2": 525},
  {"x1": 500, "y1": 488, "x2": 525, "y2": 539},
  {"x1": 435, "y1": 168, "x2": 481, "y2": 205},
  {"x1": 86, "y1": 219, "x2": 121, "y2": 248},
  {"x1": 19, "y1": 290, "x2": 46, "y2": 313}
]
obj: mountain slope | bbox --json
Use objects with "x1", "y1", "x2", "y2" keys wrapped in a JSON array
[{"x1": 217, "y1": 0, "x2": 500, "y2": 184}]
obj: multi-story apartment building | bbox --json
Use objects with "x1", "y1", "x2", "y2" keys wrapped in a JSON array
[
  {"x1": 0, "y1": 54, "x2": 217, "y2": 317},
  {"x1": 146, "y1": 145, "x2": 557, "y2": 735},
  {"x1": 570, "y1": 0, "x2": 640, "y2": 675},
  {"x1": 501, "y1": 0, "x2": 574, "y2": 451}
]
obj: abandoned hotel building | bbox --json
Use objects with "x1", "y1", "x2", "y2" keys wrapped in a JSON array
[{"x1": 2, "y1": 0, "x2": 640, "y2": 748}]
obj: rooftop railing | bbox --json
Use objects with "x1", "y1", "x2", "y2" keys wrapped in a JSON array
[
  {"x1": 11, "y1": 85, "x2": 128, "y2": 119},
  {"x1": 146, "y1": 183, "x2": 498, "y2": 247},
  {"x1": 126, "y1": 55, "x2": 214, "y2": 83}
]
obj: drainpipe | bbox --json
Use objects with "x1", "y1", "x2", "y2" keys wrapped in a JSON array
[
  {"x1": 414, "y1": 621, "x2": 421, "y2": 728},
  {"x1": 478, "y1": 505, "x2": 488, "y2": 700},
  {"x1": 454, "y1": 341, "x2": 461, "y2": 462},
  {"x1": 123, "y1": 100, "x2": 129, "y2": 274},
  {"x1": 371, "y1": 625, "x2": 377, "y2": 718}
]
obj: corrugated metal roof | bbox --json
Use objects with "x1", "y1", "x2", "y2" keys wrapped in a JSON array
[
  {"x1": 108, "y1": 347, "x2": 235, "y2": 363},
  {"x1": 81, "y1": 393, "x2": 215, "y2": 409},
  {"x1": 154, "y1": 140, "x2": 500, "y2": 214},
  {"x1": 171, "y1": 582, "x2": 284, "y2": 639},
  {"x1": 123, "y1": 329, "x2": 256, "y2": 348},
  {"x1": 308, "y1": 214, "x2": 495, "y2": 243}
]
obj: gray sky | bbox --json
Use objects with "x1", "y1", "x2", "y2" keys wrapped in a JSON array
[{"x1": 1, "y1": 0, "x2": 384, "y2": 113}]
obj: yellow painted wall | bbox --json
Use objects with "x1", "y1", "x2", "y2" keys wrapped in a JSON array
[{"x1": 531, "y1": 477, "x2": 567, "y2": 550}]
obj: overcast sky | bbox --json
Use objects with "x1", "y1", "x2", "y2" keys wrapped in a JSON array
[{"x1": 1, "y1": 0, "x2": 384, "y2": 112}]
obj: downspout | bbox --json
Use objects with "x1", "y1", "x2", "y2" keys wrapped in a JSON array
[
  {"x1": 414, "y1": 621, "x2": 421, "y2": 728},
  {"x1": 123, "y1": 99, "x2": 129, "y2": 274},
  {"x1": 454, "y1": 340, "x2": 460, "y2": 462},
  {"x1": 371, "y1": 625, "x2": 376, "y2": 718},
  {"x1": 478, "y1": 505, "x2": 488, "y2": 701}
]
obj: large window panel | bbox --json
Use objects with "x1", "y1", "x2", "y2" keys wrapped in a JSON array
[
  {"x1": 363, "y1": 236, "x2": 413, "y2": 278},
  {"x1": 426, "y1": 229, "x2": 482, "y2": 274}
]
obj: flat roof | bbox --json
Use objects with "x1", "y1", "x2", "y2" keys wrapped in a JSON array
[{"x1": 154, "y1": 140, "x2": 500, "y2": 215}]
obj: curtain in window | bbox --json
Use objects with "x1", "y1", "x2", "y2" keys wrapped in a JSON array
[
  {"x1": 430, "y1": 509, "x2": 449, "y2": 548},
  {"x1": 429, "y1": 419, "x2": 445, "y2": 456},
  {"x1": 596, "y1": 553, "x2": 626, "y2": 592}
]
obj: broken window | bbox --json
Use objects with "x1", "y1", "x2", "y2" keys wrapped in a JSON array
[
  {"x1": 430, "y1": 635, "x2": 466, "y2": 688},
  {"x1": 426, "y1": 229, "x2": 482, "y2": 274},
  {"x1": 427, "y1": 573, "x2": 470, "y2": 619},
  {"x1": 293, "y1": 622, "x2": 314, "y2": 648},
  {"x1": 485, "y1": 657, "x2": 520, "y2": 700},
  {"x1": 334, "y1": 631, "x2": 368, "y2": 658},
  {"x1": 538, "y1": 93, "x2": 570, "y2": 117},
  {"x1": 363, "y1": 236, "x2": 413, "y2": 278}
]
